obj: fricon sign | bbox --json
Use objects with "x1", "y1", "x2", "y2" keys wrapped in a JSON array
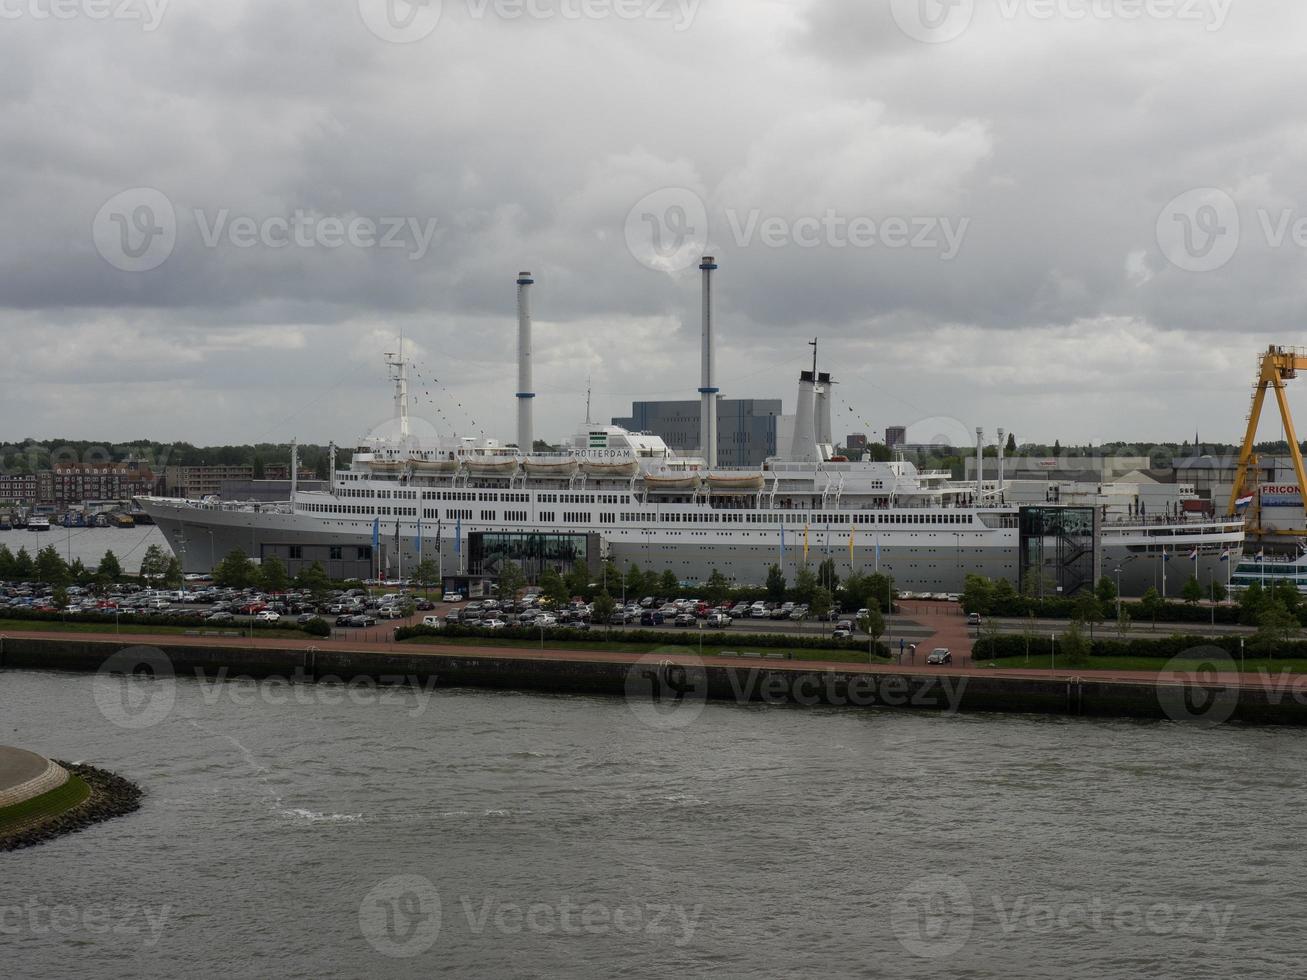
[{"x1": 1260, "y1": 485, "x2": 1304, "y2": 507}]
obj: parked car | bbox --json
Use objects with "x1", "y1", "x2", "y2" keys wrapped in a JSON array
[
  {"x1": 640, "y1": 611, "x2": 665, "y2": 627},
  {"x1": 483, "y1": 619, "x2": 507, "y2": 630},
  {"x1": 442, "y1": 592, "x2": 464, "y2": 603},
  {"x1": 347, "y1": 614, "x2": 377, "y2": 628},
  {"x1": 966, "y1": 612, "x2": 982, "y2": 625},
  {"x1": 706, "y1": 612, "x2": 730, "y2": 628},
  {"x1": 832, "y1": 628, "x2": 852, "y2": 640},
  {"x1": 421, "y1": 615, "x2": 441, "y2": 628},
  {"x1": 673, "y1": 613, "x2": 696, "y2": 627},
  {"x1": 926, "y1": 648, "x2": 952, "y2": 665}
]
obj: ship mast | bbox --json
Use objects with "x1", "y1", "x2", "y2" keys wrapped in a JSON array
[{"x1": 384, "y1": 337, "x2": 409, "y2": 441}]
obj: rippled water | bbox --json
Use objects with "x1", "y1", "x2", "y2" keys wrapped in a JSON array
[
  {"x1": 2, "y1": 668, "x2": 1305, "y2": 978},
  {"x1": 0, "y1": 526, "x2": 167, "y2": 575}
]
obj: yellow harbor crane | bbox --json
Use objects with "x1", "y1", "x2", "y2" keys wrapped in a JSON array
[{"x1": 1228, "y1": 345, "x2": 1307, "y2": 539}]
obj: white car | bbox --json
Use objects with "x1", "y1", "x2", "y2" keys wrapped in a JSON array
[
  {"x1": 482, "y1": 618, "x2": 507, "y2": 630},
  {"x1": 442, "y1": 592, "x2": 464, "y2": 603},
  {"x1": 421, "y1": 615, "x2": 441, "y2": 628},
  {"x1": 256, "y1": 610, "x2": 280, "y2": 622}
]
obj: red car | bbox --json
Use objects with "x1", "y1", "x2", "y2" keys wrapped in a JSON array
[{"x1": 239, "y1": 601, "x2": 266, "y2": 614}]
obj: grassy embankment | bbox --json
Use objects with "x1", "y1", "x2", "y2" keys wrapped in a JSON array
[
  {"x1": 0, "y1": 774, "x2": 91, "y2": 836},
  {"x1": 0, "y1": 618, "x2": 308, "y2": 640}
]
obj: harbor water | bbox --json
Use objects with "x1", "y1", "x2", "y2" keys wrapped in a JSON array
[
  {"x1": 0, "y1": 526, "x2": 168, "y2": 576},
  {"x1": 2, "y1": 669, "x2": 1304, "y2": 979}
]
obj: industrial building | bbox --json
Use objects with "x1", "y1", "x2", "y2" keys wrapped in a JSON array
[{"x1": 612, "y1": 398, "x2": 782, "y2": 467}]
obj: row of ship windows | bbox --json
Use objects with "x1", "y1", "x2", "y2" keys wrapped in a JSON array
[{"x1": 306, "y1": 502, "x2": 982, "y2": 529}]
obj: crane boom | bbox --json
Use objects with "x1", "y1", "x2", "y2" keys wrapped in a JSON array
[{"x1": 1228, "y1": 345, "x2": 1307, "y2": 529}]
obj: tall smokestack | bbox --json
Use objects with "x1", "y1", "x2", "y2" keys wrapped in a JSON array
[
  {"x1": 699, "y1": 256, "x2": 719, "y2": 468},
  {"x1": 816, "y1": 372, "x2": 833, "y2": 450},
  {"x1": 997, "y1": 427, "x2": 1006, "y2": 501},
  {"x1": 790, "y1": 371, "x2": 818, "y2": 462},
  {"x1": 975, "y1": 427, "x2": 984, "y2": 502},
  {"x1": 516, "y1": 271, "x2": 535, "y2": 453}
]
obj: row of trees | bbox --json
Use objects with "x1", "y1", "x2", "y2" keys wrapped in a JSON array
[{"x1": 0, "y1": 543, "x2": 181, "y2": 589}]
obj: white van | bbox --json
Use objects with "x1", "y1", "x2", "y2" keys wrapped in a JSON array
[{"x1": 421, "y1": 615, "x2": 441, "y2": 629}]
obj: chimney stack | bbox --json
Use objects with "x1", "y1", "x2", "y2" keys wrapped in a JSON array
[
  {"x1": 815, "y1": 372, "x2": 833, "y2": 451},
  {"x1": 516, "y1": 271, "x2": 535, "y2": 454},
  {"x1": 975, "y1": 428, "x2": 984, "y2": 503},
  {"x1": 699, "y1": 256, "x2": 719, "y2": 469},
  {"x1": 790, "y1": 371, "x2": 818, "y2": 462},
  {"x1": 996, "y1": 427, "x2": 1006, "y2": 500}
]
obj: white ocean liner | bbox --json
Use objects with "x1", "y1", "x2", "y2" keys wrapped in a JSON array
[{"x1": 138, "y1": 262, "x2": 1244, "y2": 597}]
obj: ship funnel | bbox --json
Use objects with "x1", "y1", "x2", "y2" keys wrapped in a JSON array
[
  {"x1": 699, "y1": 256, "x2": 719, "y2": 468},
  {"x1": 790, "y1": 371, "x2": 818, "y2": 462},
  {"x1": 816, "y1": 372, "x2": 833, "y2": 452},
  {"x1": 975, "y1": 427, "x2": 984, "y2": 502},
  {"x1": 516, "y1": 271, "x2": 535, "y2": 453},
  {"x1": 997, "y1": 427, "x2": 1006, "y2": 501}
]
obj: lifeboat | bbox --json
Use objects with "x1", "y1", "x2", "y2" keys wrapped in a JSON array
[
  {"x1": 464, "y1": 456, "x2": 520, "y2": 476},
  {"x1": 643, "y1": 471, "x2": 701, "y2": 491},
  {"x1": 408, "y1": 456, "x2": 461, "y2": 474},
  {"x1": 368, "y1": 458, "x2": 404, "y2": 474},
  {"x1": 524, "y1": 458, "x2": 580, "y2": 478},
  {"x1": 707, "y1": 471, "x2": 766, "y2": 491},
  {"x1": 581, "y1": 458, "x2": 640, "y2": 478}
]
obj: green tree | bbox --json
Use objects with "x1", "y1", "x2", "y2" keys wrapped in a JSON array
[
  {"x1": 164, "y1": 557, "x2": 183, "y2": 589},
  {"x1": 1271, "y1": 579, "x2": 1303, "y2": 617},
  {"x1": 865, "y1": 572, "x2": 895, "y2": 614},
  {"x1": 1073, "y1": 593, "x2": 1104, "y2": 641},
  {"x1": 810, "y1": 586, "x2": 833, "y2": 623},
  {"x1": 213, "y1": 549, "x2": 257, "y2": 589},
  {"x1": 410, "y1": 559, "x2": 440, "y2": 591},
  {"x1": 705, "y1": 569, "x2": 730, "y2": 606},
  {"x1": 659, "y1": 569, "x2": 679, "y2": 596},
  {"x1": 1060, "y1": 620, "x2": 1092, "y2": 668},
  {"x1": 1254, "y1": 599, "x2": 1298, "y2": 657},
  {"x1": 1116, "y1": 604, "x2": 1132, "y2": 639},
  {"x1": 138, "y1": 544, "x2": 170, "y2": 586},
  {"x1": 1005, "y1": 431, "x2": 1017, "y2": 454},
  {"x1": 52, "y1": 585, "x2": 69, "y2": 610},
  {"x1": 34, "y1": 545, "x2": 69, "y2": 586},
  {"x1": 1139, "y1": 586, "x2": 1163, "y2": 630},
  {"x1": 1095, "y1": 576, "x2": 1118, "y2": 605},
  {"x1": 962, "y1": 574, "x2": 995, "y2": 616},
  {"x1": 540, "y1": 567, "x2": 569, "y2": 607},
  {"x1": 858, "y1": 605, "x2": 885, "y2": 656},
  {"x1": 765, "y1": 564, "x2": 787, "y2": 602},
  {"x1": 794, "y1": 565, "x2": 818, "y2": 605},
  {"x1": 260, "y1": 556, "x2": 290, "y2": 593},
  {"x1": 68, "y1": 557, "x2": 90, "y2": 585},
  {"x1": 1208, "y1": 578, "x2": 1227, "y2": 604},
  {"x1": 1181, "y1": 575, "x2": 1204, "y2": 606},
  {"x1": 592, "y1": 590, "x2": 616, "y2": 627},
  {"x1": 12, "y1": 546, "x2": 34, "y2": 581},
  {"x1": 564, "y1": 558, "x2": 590, "y2": 598},
  {"x1": 498, "y1": 560, "x2": 527, "y2": 601},
  {"x1": 0, "y1": 545, "x2": 15, "y2": 580},
  {"x1": 97, "y1": 549, "x2": 122, "y2": 582},
  {"x1": 298, "y1": 560, "x2": 333, "y2": 597},
  {"x1": 1238, "y1": 581, "x2": 1267, "y2": 626},
  {"x1": 623, "y1": 562, "x2": 644, "y2": 598},
  {"x1": 816, "y1": 558, "x2": 840, "y2": 593},
  {"x1": 991, "y1": 577, "x2": 1022, "y2": 616}
]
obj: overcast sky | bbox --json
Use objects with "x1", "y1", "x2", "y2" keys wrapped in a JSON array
[{"x1": 2, "y1": 0, "x2": 1305, "y2": 451}]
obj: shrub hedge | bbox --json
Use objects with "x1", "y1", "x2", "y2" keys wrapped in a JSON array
[
  {"x1": 973, "y1": 633, "x2": 1307, "y2": 660},
  {"x1": 0, "y1": 605, "x2": 328, "y2": 637},
  {"x1": 396, "y1": 622, "x2": 889, "y2": 656}
]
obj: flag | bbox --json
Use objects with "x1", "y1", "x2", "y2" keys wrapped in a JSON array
[
  {"x1": 803, "y1": 523, "x2": 809, "y2": 562},
  {"x1": 1255, "y1": 548, "x2": 1265, "y2": 561},
  {"x1": 848, "y1": 524, "x2": 855, "y2": 561},
  {"x1": 1162, "y1": 552, "x2": 1171, "y2": 562},
  {"x1": 455, "y1": 516, "x2": 462, "y2": 554},
  {"x1": 1220, "y1": 549, "x2": 1230, "y2": 562},
  {"x1": 417, "y1": 518, "x2": 423, "y2": 559},
  {"x1": 1235, "y1": 493, "x2": 1254, "y2": 511},
  {"x1": 779, "y1": 524, "x2": 786, "y2": 563},
  {"x1": 371, "y1": 517, "x2": 380, "y2": 550},
  {"x1": 1188, "y1": 548, "x2": 1198, "y2": 560}
]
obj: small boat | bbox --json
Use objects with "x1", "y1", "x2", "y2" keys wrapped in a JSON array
[
  {"x1": 0, "y1": 519, "x2": 11, "y2": 531},
  {"x1": 643, "y1": 471, "x2": 701, "y2": 491},
  {"x1": 27, "y1": 517, "x2": 51, "y2": 532},
  {"x1": 524, "y1": 458, "x2": 580, "y2": 478},
  {"x1": 464, "y1": 456, "x2": 520, "y2": 476},
  {"x1": 707, "y1": 471, "x2": 766, "y2": 491},
  {"x1": 581, "y1": 458, "x2": 640, "y2": 478},
  {"x1": 93, "y1": 514, "x2": 111, "y2": 528},
  {"x1": 368, "y1": 458, "x2": 405, "y2": 474},
  {"x1": 111, "y1": 513, "x2": 135, "y2": 528},
  {"x1": 409, "y1": 456, "x2": 461, "y2": 474}
]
